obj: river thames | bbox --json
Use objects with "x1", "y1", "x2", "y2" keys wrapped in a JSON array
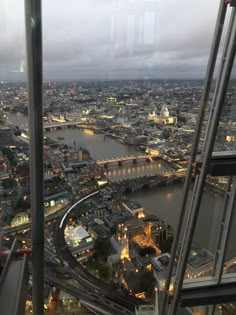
[{"x1": 7, "y1": 113, "x2": 235, "y2": 259}]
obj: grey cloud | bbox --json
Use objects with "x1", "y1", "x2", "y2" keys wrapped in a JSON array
[{"x1": 0, "y1": 0, "x2": 224, "y2": 80}]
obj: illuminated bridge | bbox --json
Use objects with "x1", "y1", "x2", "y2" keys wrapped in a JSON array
[
  {"x1": 96, "y1": 154, "x2": 160, "y2": 167},
  {"x1": 43, "y1": 121, "x2": 109, "y2": 131},
  {"x1": 43, "y1": 121, "x2": 78, "y2": 131}
]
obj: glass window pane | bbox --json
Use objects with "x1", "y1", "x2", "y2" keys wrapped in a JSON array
[{"x1": 2, "y1": 0, "x2": 236, "y2": 314}]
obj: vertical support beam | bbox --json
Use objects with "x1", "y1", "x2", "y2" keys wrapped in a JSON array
[
  {"x1": 214, "y1": 176, "x2": 236, "y2": 282},
  {"x1": 209, "y1": 305, "x2": 216, "y2": 315},
  {"x1": 170, "y1": 7, "x2": 236, "y2": 314},
  {"x1": 0, "y1": 239, "x2": 17, "y2": 284},
  {"x1": 160, "y1": 1, "x2": 228, "y2": 313},
  {"x1": 24, "y1": 1, "x2": 44, "y2": 314},
  {"x1": 212, "y1": 179, "x2": 231, "y2": 277}
]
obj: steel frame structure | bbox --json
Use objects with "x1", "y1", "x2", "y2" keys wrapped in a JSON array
[
  {"x1": 0, "y1": 240, "x2": 29, "y2": 315},
  {"x1": 161, "y1": 1, "x2": 236, "y2": 314},
  {"x1": 21, "y1": 0, "x2": 236, "y2": 314},
  {"x1": 25, "y1": 1, "x2": 44, "y2": 314}
]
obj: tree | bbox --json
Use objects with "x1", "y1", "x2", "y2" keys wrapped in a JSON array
[
  {"x1": 14, "y1": 197, "x2": 30, "y2": 211},
  {"x1": 139, "y1": 246, "x2": 156, "y2": 257},
  {"x1": 98, "y1": 265, "x2": 109, "y2": 279},
  {"x1": 159, "y1": 237, "x2": 174, "y2": 253},
  {"x1": 2, "y1": 178, "x2": 17, "y2": 190},
  {"x1": 110, "y1": 225, "x2": 117, "y2": 236},
  {"x1": 139, "y1": 271, "x2": 155, "y2": 297},
  {"x1": 2, "y1": 148, "x2": 14, "y2": 161},
  {"x1": 1, "y1": 148, "x2": 17, "y2": 166},
  {"x1": 11, "y1": 160, "x2": 17, "y2": 167},
  {"x1": 94, "y1": 238, "x2": 111, "y2": 260},
  {"x1": 14, "y1": 130, "x2": 21, "y2": 136}
]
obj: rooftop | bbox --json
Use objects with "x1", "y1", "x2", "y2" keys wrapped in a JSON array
[{"x1": 187, "y1": 244, "x2": 213, "y2": 269}]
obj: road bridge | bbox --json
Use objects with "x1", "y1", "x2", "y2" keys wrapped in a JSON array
[
  {"x1": 111, "y1": 170, "x2": 187, "y2": 192},
  {"x1": 44, "y1": 121, "x2": 78, "y2": 131},
  {"x1": 43, "y1": 121, "x2": 104, "y2": 131},
  {"x1": 111, "y1": 169, "x2": 187, "y2": 183},
  {"x1": 96, "y1": 154, "x2": 159, "y2": 167}
]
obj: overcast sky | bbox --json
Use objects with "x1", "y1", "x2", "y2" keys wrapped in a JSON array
[{"x1": 0, "y1": 0, "x2": 227, "y2": 80}]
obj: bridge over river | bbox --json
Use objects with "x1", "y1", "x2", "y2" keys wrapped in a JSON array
[
  {"x1": 43, "y1": 121, "x2": 104, "y2": 131},
  {"x1": 111, "y1": 170, "x2": 187, "y2": 192},
  {"x1": 96, "y1": 154, "x2": 160, "y2": 167}
]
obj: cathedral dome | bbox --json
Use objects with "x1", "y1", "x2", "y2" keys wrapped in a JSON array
[{"x1": 160, "y1": 105, "x2": 169, "y2": 118}]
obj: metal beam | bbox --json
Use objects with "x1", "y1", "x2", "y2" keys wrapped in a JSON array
[
  {"x1": 209, "y1": 151, "x2": 236, "y2": 176},
  {"x1": 179, "y1": 282, "x2": 236, "y2": 307},
  {"x1": 214, "y1": 177, "x2": 236, "y2": 282},
  {"x1": 169, "y1": 6, "x2": 236, "y2": 314},
  {"x1": 24, "y1": 1, "x2": 44, "y2": 314},
  {"x1": 0, "y1": 239, "x2": 29, "y2": 315},
  {"x1": 160, "y1": 1, "x2": 228, "y2": 313},
  {"x1": 0, "y1": 238, "x2": 17, "y2": 284}
]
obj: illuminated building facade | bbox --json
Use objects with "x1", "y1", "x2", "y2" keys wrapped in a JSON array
[
  {"x1": 107, "y1": 97, "x2": 117, "y2": 105},
  {"x1": 11, "y1": 212, "x2": 29, "y2": 227},
  {"x1": 122, "y1": 199, "x2": 145, "y2": 218},
  {"x1": 150, "y1": 221, "x2": 173, "y2": 245},
  {"x1": 117, "y1": 224, "x2": 129, "y2": 260},
  {"x1": 147, "y1": 105, "x2": 177, "y2": 125},
  {"x1": 120, "y1": 237, "x2": 129, "y2": 260}
]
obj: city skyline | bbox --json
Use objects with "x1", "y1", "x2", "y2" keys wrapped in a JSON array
[
  {"x1": 1, "y1": 76, "x2": 235, "y2": 314},
  {"x1": 1, "y1": 0, "x2": 223, "y2": 80},
  {"x1": 1, "y1": 1, "x2": 236, "y2": 314}
]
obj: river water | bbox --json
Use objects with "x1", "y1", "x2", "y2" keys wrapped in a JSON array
[
  {"x1": 7, "y1": 113, "x2": 170, "y2": 178},
  {"x1": 7, "y1": 113, "x2": 235, "y2": 259}
]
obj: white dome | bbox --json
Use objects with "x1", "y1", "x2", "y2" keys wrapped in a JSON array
[
  {"x1": 160, "y1": 105, "x2": 169, "y2": 118},
  {"x1": 149, "y1": 107, "x2": 157, "y2": 116}
]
